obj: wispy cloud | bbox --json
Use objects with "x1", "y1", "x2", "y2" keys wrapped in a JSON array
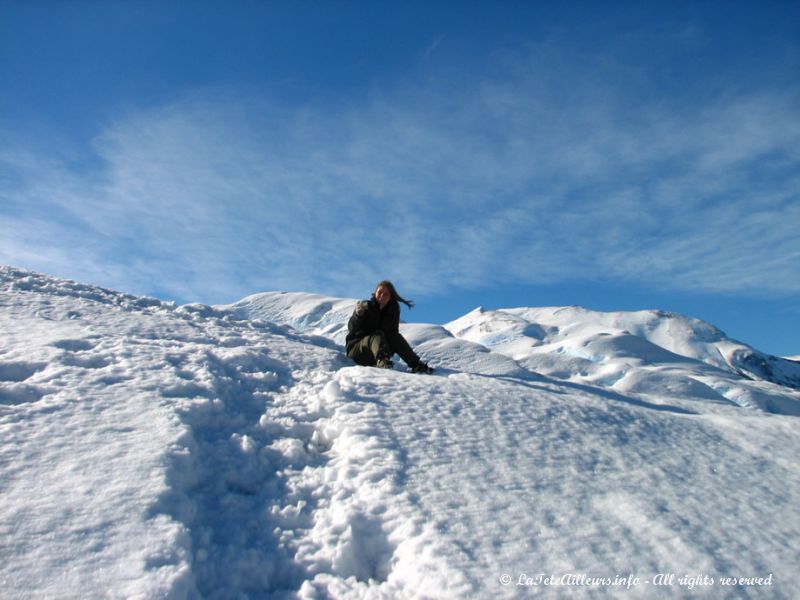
[{"x1": 2, "y1": 46, "x2": 798, "y2": 304}]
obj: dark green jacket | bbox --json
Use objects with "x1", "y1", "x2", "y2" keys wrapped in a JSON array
[{"x1": 345, "y1": 297, "x2": 419, "y2": 366}]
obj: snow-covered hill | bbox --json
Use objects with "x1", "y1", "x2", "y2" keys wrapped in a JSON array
[
  {"x1": 2, "y1": 267, "x2": 799, "y2": 599},
  {"x1": 228, "y1": 292, "x2": 800, "y2": 415}
]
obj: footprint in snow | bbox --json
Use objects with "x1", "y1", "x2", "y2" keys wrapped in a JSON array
[
  {"x1": 0, "y1": 383, "x2": 45, "y2": 405},
  {"x1": 52, "y1": 339, "x2": 97, "y2": 352},
  {"x1": 0, "y1": 361, "x2": 46, "y2": 383}
]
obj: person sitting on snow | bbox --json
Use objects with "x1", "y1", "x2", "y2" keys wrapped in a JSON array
[{"x1": 345, "y1": 280, "x2": 433, "y2": 373}]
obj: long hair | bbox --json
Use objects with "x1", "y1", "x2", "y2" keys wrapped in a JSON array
[{"x1": 375, "y1": 280, "x2": 414, "y2": 309}]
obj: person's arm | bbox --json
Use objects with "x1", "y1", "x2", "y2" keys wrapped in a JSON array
[
  {"x1": 346, "y1": 301, "x2": 372, "y2": 348},
  {"x1": 348, "y1": 301, "x2": 370, "y2": 330}
]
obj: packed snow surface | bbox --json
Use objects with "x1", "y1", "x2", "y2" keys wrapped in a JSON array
[{"x1": 2, "y1": 268, "x2": 799, "y2": 599}]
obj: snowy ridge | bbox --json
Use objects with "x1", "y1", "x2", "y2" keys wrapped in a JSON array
[
  {"x1": 226, "y1": 292, "x2": 800, "y2": 415},
  {"x1": 227, "y1": 292, "x2": 355, "y2": 346},
  {"x1": 445, "y1": 305, "x2": 800, "y2": 412},
  {"x1": 3, "y1": 268, "x2": 800, "y2": 599}
]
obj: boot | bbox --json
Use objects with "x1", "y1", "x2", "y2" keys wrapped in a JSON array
[
  {"x1": 376, "y1": 348, "x2": 394, "y2": 369},
  {"x1": 411, "y1": 360, "x2": 433, "y2": 374}
]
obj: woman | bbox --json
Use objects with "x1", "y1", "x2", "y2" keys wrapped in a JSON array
[{"x1": 345, "y1": 281, "x2": 433, "y2": 373}]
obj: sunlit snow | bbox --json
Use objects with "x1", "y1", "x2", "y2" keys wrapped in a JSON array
[{"x1": 2, "y1": 267, "x2": 798, "y2": 599}]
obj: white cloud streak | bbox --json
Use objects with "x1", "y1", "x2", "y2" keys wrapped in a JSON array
[{"x1": 1, "y1": 47, "x2": 798, "y2": 304}]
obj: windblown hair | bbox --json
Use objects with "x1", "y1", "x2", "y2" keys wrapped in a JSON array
[{"x1": 375, "y1": 280, "x2": 414, "y2": 309}]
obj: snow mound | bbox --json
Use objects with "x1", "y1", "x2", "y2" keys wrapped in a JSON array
[
  {"x1": 226, "y1": 291, "x2": 355, "y2": 346},
  {"x1": 447, "y1": 305, "x2": 800, "y2": 389},
  {"x1": 3, "y1": 266, "x2": 800, "y2": 599},
  {"x1": 441, "y1": 305, "x2": 800, "y2": 415}
]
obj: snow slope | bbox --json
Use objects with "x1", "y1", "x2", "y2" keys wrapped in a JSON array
[
  {"x1": 229, "y1": 292, "x2": 800, "y2": 415},
  {"x1": 2, "y1": 268, "x2": 799, "y2": 599}
]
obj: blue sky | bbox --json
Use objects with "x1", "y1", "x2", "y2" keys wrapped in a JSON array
[{"x1": 1, "y1": 1, "x2": 799, "y2": 356}]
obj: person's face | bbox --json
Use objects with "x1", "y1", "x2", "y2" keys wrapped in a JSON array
[{"x1": 375, "y1": 286, "x2": 391, "y2": 309}]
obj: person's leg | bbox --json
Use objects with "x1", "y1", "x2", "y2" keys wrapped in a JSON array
[
  {"x1": 386, "y1": 331, "x2": 420, "y2": 367},
  {"x1": 367, "y1": 331, "x2": 390, "y2": 362},
  {"x1": 349, "y1": 331, "x2": 390, "y2": 366}
]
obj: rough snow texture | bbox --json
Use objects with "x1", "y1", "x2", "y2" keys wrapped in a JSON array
[{"x1": 2, "y1": 268, "x2": 799, "y2": 599}]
